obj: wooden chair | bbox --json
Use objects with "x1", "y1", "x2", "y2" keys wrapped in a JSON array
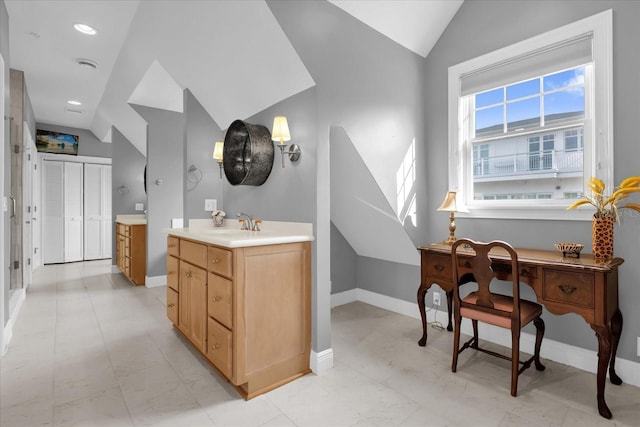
[{"x1": 451, "y1": 238, "x2": 545, "y2": 396}]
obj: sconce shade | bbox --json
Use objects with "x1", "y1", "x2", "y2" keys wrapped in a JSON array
[
  {"x1": 213, "y1": 141, "x2": 224, "y2": 161},
  {"x1": 271, "y1": 116, "x2": 291, "y2": 144},
  {"x1": 437, "y1": 191, "x2": 457, "y2": 212}
]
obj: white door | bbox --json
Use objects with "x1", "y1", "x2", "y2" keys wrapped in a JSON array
[
  {"x1": 84, "y1": 164, "x2": 102, "y2": 260},
  {"x1": 64, "y1": 162, "x2": 83, "y2": 262},
  {"x1": 43, "y1": 160, "x2": 64, "y2": 264},
  {"x1": 101, "y1": 165, "x2": 112, "y2": 258}
]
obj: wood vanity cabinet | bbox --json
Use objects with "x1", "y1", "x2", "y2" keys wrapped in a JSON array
[
  {"x1": 166, "y1": 235, "x2": 311, "y2": 399},
  {"x1": 115, "y1": 222, "x2": 146, "y2": 285}
]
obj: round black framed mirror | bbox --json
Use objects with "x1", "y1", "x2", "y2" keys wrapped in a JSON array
[{"x1": 223, "y1": 120, "x2": 274, "y2": 186}]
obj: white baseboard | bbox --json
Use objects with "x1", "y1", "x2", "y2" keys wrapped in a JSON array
[
  {"x1": 311, "y1": 348, "x2": 334, "y2": 375},
  {"x1": 111, "y1": 265, "x2": 120, "y2": 274},
  {"x1": 331, "y1": 288, "x2": 640, "y2": 389},
  {"x1": 2, "y1": 289, "x2": 26, "y2": 357},
  {"x1": 145, "y1": 275, "x2": 166, "y2": 288}
]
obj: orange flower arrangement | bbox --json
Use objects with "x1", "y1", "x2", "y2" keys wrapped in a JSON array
[{"x1": 567, "y1": 176, "x2": 640, "y2": 221}]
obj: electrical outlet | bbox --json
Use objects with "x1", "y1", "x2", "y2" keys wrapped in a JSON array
[
  {"x1": 135, "y1": 203, "x2": 144, "y2": 211},
  {"x1": 433, "y1": 292, "x2": 441, "y2": 306},
  {"x1": 204, "y1": 199, "x2": 217, "y2": 211}
]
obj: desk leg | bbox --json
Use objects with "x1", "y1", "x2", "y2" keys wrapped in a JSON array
[
  {"x1": 446, "y1": 291, "x2": 453, "y2": 332},
  {"x1": 591, "y1": 324, "x2": 613, "y2": 419},
  {"x1": 609, "y1": 309, "x2": 623, "y2": 385},
  {"x1": 417, "y1": 284, "x2": 429, "y2": 346}
]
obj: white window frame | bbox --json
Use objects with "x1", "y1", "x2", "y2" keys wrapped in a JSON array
[{"x1": 447, "y1": 9, "x2": 612, "y2": 221}]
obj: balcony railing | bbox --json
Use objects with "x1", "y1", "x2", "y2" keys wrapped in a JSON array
[{"x1": 473, "y1": 149, "x2": 583, "y2": 178}]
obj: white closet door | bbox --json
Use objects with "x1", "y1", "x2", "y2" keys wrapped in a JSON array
[
  {"x1": 64, "y1": 162, "x2": 84, "y2": 262},
  {"x1": 83, "y1": 164, "x2": 102, "y2": 260},
  {"x1": 101, "y1": 165, "x2": 112, "y2": 258},
  {"x1": 43, "y1": 160, "x2": 64, "y2": 264}
]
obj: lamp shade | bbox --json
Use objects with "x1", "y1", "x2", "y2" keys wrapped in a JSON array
[
  {"x1": 271, "y1": 116, "x2": 291, "y2": 144},
  {"x1": 213, "y1": 141, "x2": 224, "y2": 161},
  {"x1": 437, "y1": 191, "x2": 457, "y2": 212}
]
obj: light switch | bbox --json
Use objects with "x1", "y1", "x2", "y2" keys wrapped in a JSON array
[
  {"x1": 204, "y1": 199, "x2": 217, "y2": 211},
  {"x1": 135, "y1": 203, "x2": 144, "y2": 211}
]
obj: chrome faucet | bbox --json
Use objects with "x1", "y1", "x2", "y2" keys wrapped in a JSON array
[{"x1": 237, "y1": 212, "x2": 254, "y2": 231}]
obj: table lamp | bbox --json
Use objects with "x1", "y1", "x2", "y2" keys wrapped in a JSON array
[{"x1": 437, "y1": 191, "x2": 458, "y2": 245}]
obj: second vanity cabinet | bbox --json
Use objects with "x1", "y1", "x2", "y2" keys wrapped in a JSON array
[
  {"x1": 116, "y1": 221, "x2": 146, "y2": 285},
  {"x1": 166, "y1": 234, "x2": 311, "y2": 399}
]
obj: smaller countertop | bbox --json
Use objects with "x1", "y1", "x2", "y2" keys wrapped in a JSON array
[
  {"x1": 164, "y1": 219, "x2": 314, "y2": 248},
  {"x1": 116, "y1": 214, "x2": 147, "y2": 225}
]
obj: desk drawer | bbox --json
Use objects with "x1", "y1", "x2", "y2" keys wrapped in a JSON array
[
  {"x1": 425, "y1": 254, "x2": 453, "y2": 282},
  {"x1": 543, "y1": 269, "x2": 594, "y2": 308}
]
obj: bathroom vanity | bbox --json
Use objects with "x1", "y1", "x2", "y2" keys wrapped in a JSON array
[
  {"x1": 165, "y1": 220, "x2": 313, "y2": 399},
  {"x1": 115, "y1": 215, "x2": 147, "y2": 286}
]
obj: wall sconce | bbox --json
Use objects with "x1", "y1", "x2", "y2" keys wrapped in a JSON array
[
  {"x1": 437, "y1": 191, "x2": 458, "y2": 245},
  {"x1": 213, "y1": 141, "x2": 224, "y2": 178},
  {"x1": 271, "y1": 116, "x2": 301, "y2": 168}
]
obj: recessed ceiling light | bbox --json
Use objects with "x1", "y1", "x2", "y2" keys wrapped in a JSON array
[
  {"x1": 67, "y1": 100, "x2": 82, "y2": 106},
  {"x1": 76, "y1": 58, "x2": 98, "y2": 69},
  {"x1": 74, "y1": 23, "x2": 97, "y2": 35}
]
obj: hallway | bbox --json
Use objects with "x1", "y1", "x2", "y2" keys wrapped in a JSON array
[{"x1": 1, "y1": 260, "x2": 639, "y2": 426}]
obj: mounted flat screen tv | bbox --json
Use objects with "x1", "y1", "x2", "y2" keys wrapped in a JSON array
[{"x1": 36, "y1": 129, "x2": 79, "y2": 155}]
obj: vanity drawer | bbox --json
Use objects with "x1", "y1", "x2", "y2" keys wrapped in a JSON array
[
  {"x1": 167, "y1": 287, "x2": 178, "y2": 325},
  {"x1": 167, "y1": 236, "x2": 179, "y2": 257},
  {"x1": 208, "y1": 273, "x2": 232, "y2": 329},
  {"x1": 543, "y1": 269, "x2": 594, "y2": 308},
  {"x1": 207, "y1": 317, "x2": 233, "y2": 379},
  {"x1": 424, "y1": 253, "x2": 453, "y2": 282},
  {"x1": 208, "y1": 246, "x2": 232, "y2": 278},
  {"x1": 180, "y1": 240, "x2": 208, "y2": 269},
  {"x1": 166, "y1": 255, "x2": 179, "y2": 291}
]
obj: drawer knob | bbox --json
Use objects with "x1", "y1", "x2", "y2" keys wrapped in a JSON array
[
  {"x1": 211, "y1": 259, "x2": 220, "y2": 264},
  {"x1": 559, "y1": 284, "x2": 577, "y2": 294},
  {"x1": 168, "y1": 244, "x2": 176, "y2": 248},
  {"x1": 167, "y1": 303, "x2": 175, "y2": 308},
  {"x1": 521, "y1": 269, "x2": 531, "y2": 277},
  {"x1": 212, "y1": 296, "x2": 221, "y2": 302},
  {"x1": 464, "y1": 261, "x2": 472, "y2": 268},
  {"x1": 434, "y1": 264, "x2": 445, "y2": 272},
  {"x1": 168, "y1": 270, "x2": 175, "y2": 275},
  {"x1": 211, "y1": 344, "x2": 220, "y2": 350},
  {"x1": 185, "y1": 271, "x2": 192, "y2": 278}
]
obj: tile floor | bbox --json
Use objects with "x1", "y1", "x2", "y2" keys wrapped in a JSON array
[{"x1": 1, "y1": 260, "x2": 639, "y2": 426}]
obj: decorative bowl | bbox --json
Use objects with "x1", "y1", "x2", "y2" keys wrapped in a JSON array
[{"x1": 554, "y1": 242, "x2": 584, "y2": 258}]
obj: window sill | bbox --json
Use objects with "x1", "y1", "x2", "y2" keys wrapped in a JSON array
[{"x1": 457, "y1": 205, "x2": 593, "y2": 221}]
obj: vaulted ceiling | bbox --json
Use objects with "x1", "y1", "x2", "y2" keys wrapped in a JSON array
[{"x1": 6, "y1": 0, "x2": 462, "y2": 156}]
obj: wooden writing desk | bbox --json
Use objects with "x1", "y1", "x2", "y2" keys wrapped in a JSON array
[{"x1": 417, "y1": 243, "x2": 624, "y2": 419}]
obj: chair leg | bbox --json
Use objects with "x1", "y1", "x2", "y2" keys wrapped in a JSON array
[
  {"x1": 511, "y1": 328, "x2": 520, "y2": 397},
  {"x1": 533, "y1": 317, "x2": 546, "y2": 371},
  {"x1": 452, "y1": 313, "x2": 462, "y2": 373},
  {"x1": 471, "y1": 319, "x2": 479, "y2": 349}
]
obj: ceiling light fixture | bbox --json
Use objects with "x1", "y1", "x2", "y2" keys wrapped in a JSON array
[
  {"x1": 73, "y1": 23, "x2": 97, "y2": 35},
  {"x1": 67, "y1": 100, "x2": 82, "y2": 106},
  {"x1": 76, "y1": 58, "x2": 98, "y2": 69},
  {"x1": 65, "y1": 108, "x2": 83, "y2": 114}
]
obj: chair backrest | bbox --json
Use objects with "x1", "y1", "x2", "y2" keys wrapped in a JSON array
[{"x1": 451, "y1": 238, "x2": 522, "y2": 324}]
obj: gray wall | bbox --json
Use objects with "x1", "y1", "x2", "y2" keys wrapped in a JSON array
[
  {"x1": 424, "y1": 1, "x2": 640, "y2": 361},
  {"x1": 111, "y1": 127, "x2": 147, "y2": 263},
  {"x1": 330, "y1": 222, "x2": 357, "y2": 295},
  {"x1": 132, "y1": 105, "x2": 183, "y2": 279},
  {"x1": 184, "y1": 90, "x2": 225, "y2": 221},
  {"x1": 1, "y1": 0, "x2": 9, "y2": 331},
  {"x1": 36, "y1": 123, "x2": 111, "y2": 159}
]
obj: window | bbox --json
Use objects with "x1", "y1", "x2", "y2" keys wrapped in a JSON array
[{"x1": 447, "y1": 10, "x2": 612, "y2": 220}]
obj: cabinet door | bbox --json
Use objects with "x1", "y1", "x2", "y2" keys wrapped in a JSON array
[
  {"x1": 207, "y1": 317, "x2": 232, "y2": 379},
  {"x1": 64, "y1": 162, "x2": 83, "y2": 262},
  {"x1": 208, "y1": 273, "x2": 232, "y2": 329},
  {"x1": 178, "y1": 261, "x2": 207, "y2": 352}
]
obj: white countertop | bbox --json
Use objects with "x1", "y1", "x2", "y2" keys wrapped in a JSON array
[
  {"x1": 116, "y1": 214, "x2": 146, "y2": 225},
  {"x1": 164, "y1": 219, "x2": 314, "y2": 248}
]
